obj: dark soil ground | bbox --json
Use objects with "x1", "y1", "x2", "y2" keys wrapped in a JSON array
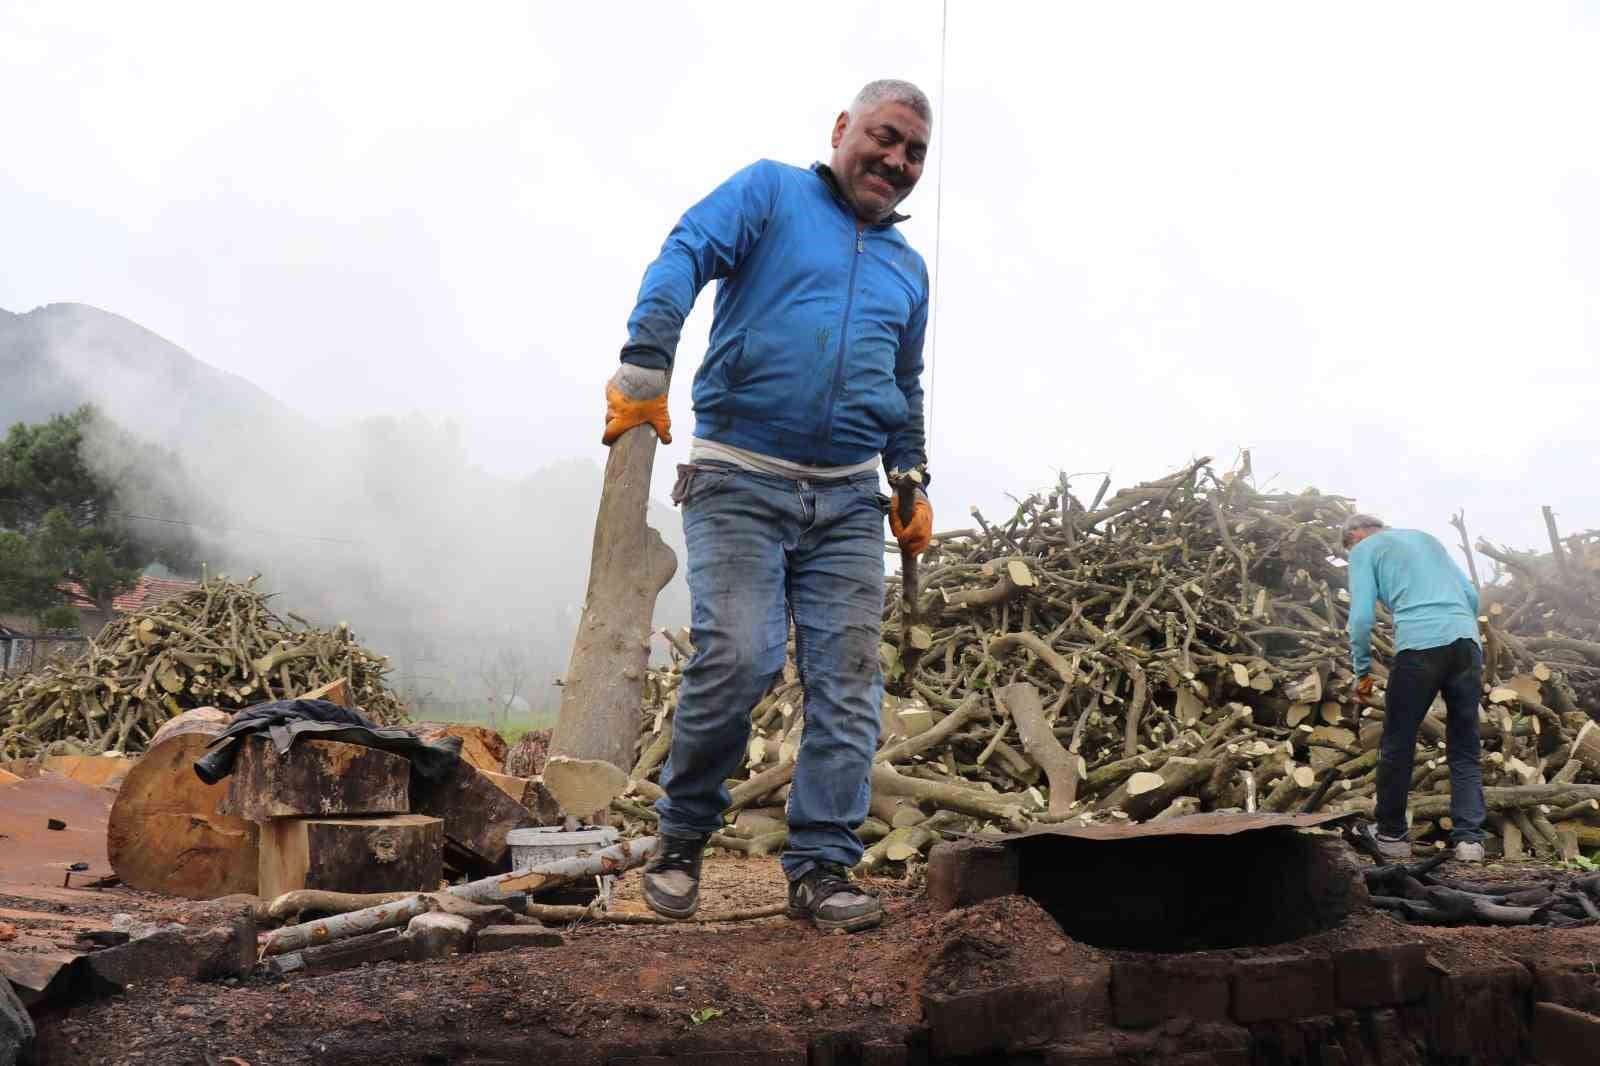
[{"x1": 20, "y1": 852, "x2": 1600, "y2": 1065}]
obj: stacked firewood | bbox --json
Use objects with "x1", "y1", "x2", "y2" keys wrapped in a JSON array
[
  {"x1": 620, "y1": 459, "x2": 1600, "y2": 869},
  {"x1": 0, "y1": 576, "x2": 407, "y2": 759}
]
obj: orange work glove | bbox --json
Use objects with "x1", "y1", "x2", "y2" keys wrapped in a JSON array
[
  {"x1": 602, "y1": 365, "x2": 671, "y2": 445},
  {"x1": 889, "y1": 489, "x2": 933, "y2": 556},
  {"x1": 1356, "y1": 674, "x2": 1378, "y2": 700}
]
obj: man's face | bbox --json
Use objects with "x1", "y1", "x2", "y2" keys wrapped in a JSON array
[
  {"x1": 828, "y1": 100, "x2": 929, "y2": 223},
  {"x1": 1344, "y1": 526, "x2": 1379, "y2": 552}
]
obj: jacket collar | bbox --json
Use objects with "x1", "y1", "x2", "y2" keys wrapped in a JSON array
[{"x1": 812, "y1": 162, "x2": 910, "y2": 226}]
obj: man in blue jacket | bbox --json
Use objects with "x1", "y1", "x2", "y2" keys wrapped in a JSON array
[
  {"x1": 602, "y1": 80, "x2": 936, "y2": 932},
  {"x1": 1344, "y1": 514, "x2": 1487, "y2": 863}
]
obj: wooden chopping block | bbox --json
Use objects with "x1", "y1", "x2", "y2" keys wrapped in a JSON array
[
  {"x1": 258, "y1": 814, "x2": 443, "y2": 899},
  {"x1": 219, "y1": 737, "x2": 409, "y2": 820},
  {"x1": 412, "y1": 758, "x2": 536, "y2": 874},
  {"x1": 107, "y1": 708, "x2": 259, "y2": 899}
]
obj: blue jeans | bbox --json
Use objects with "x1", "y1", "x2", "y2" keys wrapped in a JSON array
[
  {"x1": 1376, "y1": 638, "x2": 1486, "y2": 844},
  {"x1": 654, "y1": 462, "x2": 886, "y2": 879}
]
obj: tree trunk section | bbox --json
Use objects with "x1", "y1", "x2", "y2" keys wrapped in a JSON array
[
  {"x1": 411, "y1": 757, "x2": 536, "y2": 874},
  {"x1": 219, "y1": 737, "x2": 409, "y2": 820},
  {"x1": 408, "y1": 722, "x2": 507, "y2": 774},
  {"x1": 258, "y1": 814, "x2": 443, "y2": 899},
  {"x1": 996, "y1": 682, "x2": 1082, "y2": 814},
  {"x1": 547, "y1": 423, "x2": 677, "y2": 816},
  {"x1": 107, "y1": 708, "x2": 259, "y2": 898}
]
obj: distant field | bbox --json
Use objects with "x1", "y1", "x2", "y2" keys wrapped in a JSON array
[{"x1": 422, "y1": 701, "x2": 557, "y2": 743}]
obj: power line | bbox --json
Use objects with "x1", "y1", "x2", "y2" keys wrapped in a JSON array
[
  {"x1": 108, "y1": 511, "x2": 365, "y2": 547},
  {"x1": 926, "y1": 0, "x2": 950, "y2": 467}
]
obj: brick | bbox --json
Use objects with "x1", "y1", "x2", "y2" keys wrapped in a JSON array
[
  {"x1": 859, "y1": 1041, "x2": 908, "y2": 1066},
  {"x1": 1112, "y1": 957, "x2": 1232, "y2": 1028},
  {"x1": 1334, "y1": 942, "x2": 1429, "y2": 1008},
  {"x1": 473, "y1": 924, "x2": 565, "y2": 952},
  {"x1": 1230, "y1": 955, "x2": 1335, "y2": 1023},
  {"x1": 1521, "y1": 955, "x2": 1600, "y2": 1015},
  {"x1": 1533, "y1": 1002, "x2": 1600, "y2": 1066},
  {"x1": 923, "y1": 975, "x2": 1086, "y2": 1057},
  {"x1": 924, "y1": 839, "x2": 1019, "y2": 911},
  {"x1": 1426, "y1": 961, "x2": 1530, "y2": 1060}
]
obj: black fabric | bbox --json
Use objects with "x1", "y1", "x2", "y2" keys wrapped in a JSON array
[{"x1": 192, "y1": 698, "x2": 462, "y2": 786}]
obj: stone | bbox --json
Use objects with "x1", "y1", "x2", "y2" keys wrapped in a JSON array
[
  {"x1": 86, "y1": 909, "x2": 255, "y2": 990},
  {"x1": 474, "y1": 925, "x2": 565, "y2": 952},
  {"x1": 1532, "y1": 1002, "x2": 1600, "y2": 1066},
  {"x1": 1, "y1": 976, "x2": 35, "y2": 1066},
  {"x1": 1230, "y1": 955, "x2": 1335, "y2": 1023},
  {"x1": 406, "y1": 912, "x2": 474, "y2": 960},
  {"x1": 923, "y1": 972, "x2": 1106, "y2": 1058},
  {"x1": 1333, "y1": 942, "x2": 1429, "y2": 1008},
  {"x1": 924, "y1": 839, "x2": 1020, "y2": 911}
]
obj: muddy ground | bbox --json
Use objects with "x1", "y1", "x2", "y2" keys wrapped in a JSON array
[{"x1": 14, "y1": 851, "x2": 1600, "y2": 1065}]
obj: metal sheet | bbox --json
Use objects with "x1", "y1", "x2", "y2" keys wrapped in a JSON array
[
  {"x1": 982, "y1": 809, "x2": 1357, "y2": 843},
  {"x1": 0, "y1": 773, "x2": 114, "y2": 885}
]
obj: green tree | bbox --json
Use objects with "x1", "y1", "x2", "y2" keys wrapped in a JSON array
[{"x1": 0, "y1": 405, "x2": 198, "y2": 629}]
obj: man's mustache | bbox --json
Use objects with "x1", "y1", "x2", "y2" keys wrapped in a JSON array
[{"x1": 866, "y1": 164, "x2": 911, "y2": 190}]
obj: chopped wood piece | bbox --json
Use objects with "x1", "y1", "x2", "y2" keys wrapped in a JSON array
[
  {"x1": 411, "y1": 758, "x2": 536, "y2": 874},
  {"x1": 257, "y1": 814, "x2": 443, "y2": 899},
  {"x1": 408, "y1": 722, "x2": 507, "y2": 774},
  {"x1": 219, "y1": 737, "x2": 409, "y2": 820}
]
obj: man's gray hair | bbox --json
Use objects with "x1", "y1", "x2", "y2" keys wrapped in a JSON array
[
  {"x1": 1341, "y1": 513, "x2": 1386, "y2": 541},
  {"x1": 849, "y1": 79, "x2": 933, "y2": 125}
]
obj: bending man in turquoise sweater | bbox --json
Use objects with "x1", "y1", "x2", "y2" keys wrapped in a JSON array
[{"x1": 1344, "y1": 514, "x2": 1487, "y2": 862}]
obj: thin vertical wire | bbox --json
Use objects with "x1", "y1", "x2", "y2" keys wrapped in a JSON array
[{"x1": 925, "y1": 0, "x2": 950, "y2": 466}]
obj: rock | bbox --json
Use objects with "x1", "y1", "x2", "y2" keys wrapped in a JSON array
[
  {"x1": 473, "y1": 925, "x2": 565, "y2": 952},
  {"x1": 87, "y1": 909, "x2": 255, "y2": 990},
  {"x1": 1, "y1": 976, "x2": 35, "y2": 1066},
  {"x1": 406, "y1": 912, "x2": 474, "y2": 960}
]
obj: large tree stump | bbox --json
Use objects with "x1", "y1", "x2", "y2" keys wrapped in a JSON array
[
  {"x1": 503, "y1": 729, "x2": 551, "y2": 778},
  {"x1": 258, "y1": 814, "x2": 443, "y2": 899},
  {"x1": 411, "y1": 758, "x2": 536, "y2": 874},
  {"x1": 107, "y1": 708, "x2": 259, "y2": 899},
  {"x1": 218, "y1": 737, "x2": 409, "y2": 820},
  {"x1": 408, "y1": 722, "x2": 508, "y2": 774},
  {"x1": 546, "y1": 421, "x2": 677, "y2": 816}
]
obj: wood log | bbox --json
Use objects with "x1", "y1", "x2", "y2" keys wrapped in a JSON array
[
  {"x1": 218, "y1": 737, "x2": 409, "y2": 820},
  {"x1": 0, "y1": 767, "x2": 20, "y2": 786},
  {"x1": 408, "y1": 722, "x2": 507, "y2": 774},
  {"x1": 547, "y1": 416, "x2": 677, "y2": 817},
  {"x1": 106, "y1": 708, "x2": 259, "y2": 899},
  {"x1": 870, "y1": 763, "x2": 1027, "y2": 829},
  {"x1": 996, "y1": 682, "x2": 1082, "y2": 814},
  {"x1": 297, "y1": 677, "x2": 353, "y2": 707},
  {"x1": 504, "y1": 728, "x2": 552, "y2": 778},
  {"x1": 481, "y1": 770, "x2": 562, "y2": 824},
  {"x1": 411, "y1": 757, "x2": 536, "y2": 874},
  {"x1": 258, "y1": 814, "x2": 443, "y2": 900},
  {"x1": 1571, "y1": 721, "x2": 1600, "y2": 777},
  {"x1": 1097, "y1": 757, "x2": 1216, "y2": 821},
  {"x1": 41, "y1": 754, "x2": 134, "y2": 791}
]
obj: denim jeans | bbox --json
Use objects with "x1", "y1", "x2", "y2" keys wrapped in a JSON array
[
  {"x1": 1376, "y1": 637, "x2": 1486, "y2": 843},
  {"x1": 654, "y1": 462, "x2": 886, "y2": 879}
]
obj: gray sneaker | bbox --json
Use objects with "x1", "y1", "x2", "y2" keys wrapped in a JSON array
[
  {"x1": 1355, "y1": 822, "x2": 1412, "y2": 861},
  {"x1": 787, "y1": 862, "x2": 883, "y2": 933},
  {"x1": 640, "y1": 833, "x2": 707, "y2": 920},
  {"x1": 1454, "y1": 840, "x2": 1485, "y2": 863}
]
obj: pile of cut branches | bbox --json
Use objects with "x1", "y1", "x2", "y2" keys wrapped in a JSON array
[
  {"x1": 0, "y1": 576, "x2": 406, "y2": 759},
  {"x1": 619, "y1": 458, "x2": 1600, "y2": 870}
]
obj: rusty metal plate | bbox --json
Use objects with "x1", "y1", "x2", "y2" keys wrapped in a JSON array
[
  {"x1": 0, "y1": 772, "x2": 115, "y2": 885},
  {"x1": 984, "y1": 809, "x2": 1357, "y2": 842}
]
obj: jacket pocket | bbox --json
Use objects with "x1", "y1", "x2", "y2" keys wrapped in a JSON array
[{"x1": 719, "y1": 325, "x2": 834, "y2": 431}]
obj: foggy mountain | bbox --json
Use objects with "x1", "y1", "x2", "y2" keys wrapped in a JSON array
[{"x1": 1, "y1": 302, "x2": 690, "y2": 719}]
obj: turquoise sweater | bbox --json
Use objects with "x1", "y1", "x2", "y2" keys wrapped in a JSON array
[{"x1": 1347, "y1": 528, "x2": 1480, "y2": 677}]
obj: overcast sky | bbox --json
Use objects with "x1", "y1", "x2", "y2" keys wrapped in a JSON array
[{"x1": 3, "y1": 2, "x2": 1597, "y2": 569}]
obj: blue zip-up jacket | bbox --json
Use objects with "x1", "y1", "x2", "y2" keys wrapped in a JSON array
[
  {"x1": 1347, "y1": 528, "x2": 1481, "y2": 677},
  {"x1": 620, "y1": 160, "x2": 929, "y2": 474}
]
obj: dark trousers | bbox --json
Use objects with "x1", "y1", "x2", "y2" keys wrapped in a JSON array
[{"x1": 1376, "y1": 637, "x2": 1486, "y2": 843}]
